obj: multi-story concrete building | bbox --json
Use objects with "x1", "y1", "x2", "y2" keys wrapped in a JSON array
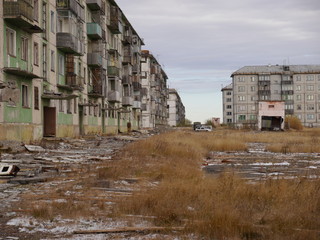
[
  {"x1": 0, "y1": 0, "x2": 167, "y2": 142},
  {"x1": 222, "y1": 65, "x2": 320, "y2": 128},
  {"x1": 140, "y1": 50, "x2": 169, "y2": 128},
  {"x1": 168, "y1": 88, "x2": 185, "y2": 126},
  {"x1": 221, "y1": 83, "x2": 233, "y2": 125}
]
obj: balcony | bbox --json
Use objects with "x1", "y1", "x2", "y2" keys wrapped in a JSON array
[
  {"x1": 132, "y1": 64, "x2": 139, "y2": 73},
  {"x1": 66, "y1": 74, "x2": 84, "y2": 90},
  {"x1": 282, "y1": 80, "x2": 293, "y2": 85},
  {"x1": 285, "y1": 109, "x2": 294, "y2": 115},
  {"x1": 133, "y1": 82, "x2": 142, "y2": 91},
  {"x1": 3, "y1": 67, "x2": 40, "y2": 79},
  {"x1": 87, "y1": 53, "x2": 103, "y2": 67},
  {"x1": 108, "y1": 90, "x2": 121, "y2": 102},
  {"x1": 108, "y1": 6, "x2": 121, "y2": 34},
  {"x1": 133, "y1": 101, "x2": 141, "y2": 109},
  {"x1": 122, "y1": 96, "x2": 133, "y2": 106},
  {"x1": 87, "y1": 23, "x2": 102, "y2": 40},
  {"x1": 57, "y1": 0, "x2": 84, "y2": 21},
  {"x1": 122, "y1": 75, "x2": 132, "y2": 85},
  {"x1": 3, "y1": 0, "x2": 43, "y2": 33},
  {"x1": 282, "y1": 90, "x2": 294, "y2": 95},
  {"x1": 86, "y1": 0, "x2": 102, "y2": 11},
  {"x1": 258, "y1": 90, "x2": 271, "y2": 96},
  {"x1": 122, "y1": 35, "x2": 132, "y2": 45},
  {"x1": 107, "y1": 66, "x2": 120, "y2": 77},
  {"x1": 57, "y1": 33, "x2": 84, "y2": 56}
]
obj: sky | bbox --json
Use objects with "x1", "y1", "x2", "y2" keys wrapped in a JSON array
[{"x1": 116, "y1": 0, "x2": 320, "y2": 123}]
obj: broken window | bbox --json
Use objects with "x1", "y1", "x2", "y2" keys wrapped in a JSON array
[
  {"x1": 297, "y1": 105, "x2": 302, "y2": 110},
  {"x1": 34, "y1": 42, "x2": 39, "y2": 66},
  {"x1": 34, "y1": 87, "x2": 39, "y2": 110},
  {"x1": 22, "y1": 85, "x2": 29, "y2": 108},
  {"x1": 6, "y1": 28, "x2": 16, "y2": 56},
  {"x1": 21, "y1": 36, "x2": 28, "y2": 61}
]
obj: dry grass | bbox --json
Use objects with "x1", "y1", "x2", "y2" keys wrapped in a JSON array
[
  {"x1": 18, "y1": 129, "x2": 320, "y2": 239},
  {"x1": 103, "y1": 129, "x2": 320, "y2": 239}
]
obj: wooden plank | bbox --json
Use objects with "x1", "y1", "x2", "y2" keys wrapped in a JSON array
[{"x1": 73, "y1": 227, "x2": 184, "y2": 235}]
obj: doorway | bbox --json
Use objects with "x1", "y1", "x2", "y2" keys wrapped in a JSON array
[{"x1": 43, "y1": 107, "x2": 56, "y2": 137}]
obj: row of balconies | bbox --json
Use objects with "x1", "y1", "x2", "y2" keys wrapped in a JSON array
[{"x1": 3, "y1": 0, "x2": 43, "y2": 33}]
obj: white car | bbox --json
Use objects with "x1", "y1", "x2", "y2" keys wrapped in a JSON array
[{"x1": 195, "y1": 126, "x2": 212, "y2": 132}]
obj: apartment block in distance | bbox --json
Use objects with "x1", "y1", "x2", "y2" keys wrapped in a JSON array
[
  {"x1": 140, "y1": 50, "x2": 169, "y2": 129},
  {"x1": 0, "y1": 0, "x2": 162, "y2": 142},
  {"x1": 168, "y1": 88, "x2": 185, "y2": 126},
  {"x1": 222, "y1": 65, "x2": 320, "y2": 128}
]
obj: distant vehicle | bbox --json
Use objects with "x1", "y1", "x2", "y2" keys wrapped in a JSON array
[
  {"x1": 193, "y1": 122, "x2": 202, "y2": 130},
  {"x1": 195, "y1": 125, "x2": 212, "y2": 132}
]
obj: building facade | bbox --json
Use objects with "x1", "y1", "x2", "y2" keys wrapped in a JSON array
[
  {"x1": 168, "y1": 88, "x2": 185, "y2": 126},
  {"x1": 140, "y1": 50, "x2": 169, "y2": 129},
  {"x1": 0, "y1": 0, "x2": 170, "y2": 142},
  {"x1": 222, "y1": 65, "x2": 320, "y2": 128}
]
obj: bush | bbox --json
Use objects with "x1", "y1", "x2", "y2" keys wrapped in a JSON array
[{"x1": 285, "y1": 116, "x2": 303, "y2": 130}]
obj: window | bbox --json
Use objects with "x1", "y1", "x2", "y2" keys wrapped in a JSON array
[
  {"x1": 282, "y1": 75, "x2": 291, "y2": 81},
  {"x1": 6, "y1": 28, "x2": 16, "y2": 56},
  {"x1": 282, "y1": 95, "x2": 293, "y2": 100},
  {"x1": 34, "y1": 43, "x2": 39, "y2": 65},
  {"x1": 296, "y1": 94, "x2": 301, "y2": 101},
  {"x1": 58, "y1": 54, "x2": 64, "y2": 75},
  {"x1": 269, "y1": 105, "x2": 274, "y2": 108},
  {"x1": 307, "y1": 114, "x2": 314, "y2": 120},
  {"x1": 51, "y1": 50, "x2": 55, "y2": 71},
  {"x1": 227, "y1": 112, "x2": 232, "y2": 116},
  {"x1": 259, "y1": 75, "x2": 270, "y2": 81},
  {"x1": 296, "y1": 75, "x2": 301, "y2": 81},
  {"x1": 238, "y1": 77, "x2": 245, "y2": 82},
  {"x1": 50, "y1": 11, "x2": 55, "y2": 33},
  {"x1": 227, "y1": 119, "x2": 232, "y2": 123},
  {"x1": 250, "y1": 76, "x2": 255, "y2": 82},
  {"x1": 282, "y1": 85, "x2": 293, "y2": 91},
  {"x1": 74, "y1": 98, "x2": 77, "y2": 114},
  {"x1": 67, "y1": 99, "x2": 72, "y2": 113},
  {"x1": 59, "y1": 100, "x2": 64, "y2": 112},
  {"x1": 251, "y1": 96, "x2": 255, "y2": 101},
  {"x1": 307, "y1": 104, "x2": 314, "y2": 110},
  {"x1": 307, "y1": 94, "x2": 314, "y2": 101},
  {"x1": 22, "y1": 85, "x2": 29, "y2": 108},
  {"x1": 297, "y1": 104, "x2": 302, "y2": 110},
  {"x1": 250, "y1": 86, "x2": 255, "y2": 92},
  {"x1": 226, "y1": 105, "x2": 232, "y2": 109},
  {"x1": 296, "y1": 85, "x2": 301, "y2": 91},
  {"x1": 306, "y1": 75, "x2": 314, "y2": 81},
  {"x1": 42, "y1": 2, "x2": 47, "y2": 38},
  {"x1": 34, "y1": 87, "x2": 39, "y2": 110},
  {"x1": 238, "y1": 115, "x2": 246, "y2": 121},
  {"x1": 250, "y1": 115, "x2": 256, "y2": 120},
  {"x1": 251, "y1": 105, "x2": 256, "y2": 111},
  {"x1": 238, "y1": 86, "x2": 245, "y2": 92},
  {"x1": 238, "y1": 105, "x2": 246, "y2": 111},
  {"x1": 21, "y1": 37, "x2": 28, "y2": 61},
  {"x1": 238, "y1": 96, "x2": 246, "y2": 101},
  {"x1": 226, "y1": 92, "x2": 232, "y2": 95},
  {"x1": 285, "y1": 104, "x2": 294, "y2": 110},
  {"x1": 307, "y1": 85, "x2": 314, "y2": 91},
  {"x1": 297, "y1": 114, "x2": 302, "y2": 120},
  {"x1": 43, "y1": 44, "x2": 47, "y2": 78},
  {"x1": 226, "y1": 98, "x2": 232, "y2": 102},
  {"x1": 34, "y1": 0, "x2": 39, "y2": 21}
]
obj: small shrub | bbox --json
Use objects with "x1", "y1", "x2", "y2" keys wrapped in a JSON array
[{"x1": 285, "y1": 116, "x2": 303, "y2": 130}]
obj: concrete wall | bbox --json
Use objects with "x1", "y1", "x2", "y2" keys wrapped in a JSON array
[{"x1": 258, "y1": 101, "x2": 285, "y2": 130}]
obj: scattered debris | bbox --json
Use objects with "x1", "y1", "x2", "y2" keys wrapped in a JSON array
[
  {"x1": 24, "y1": 145, "x2": 45, "y2": 152},
  {"x1": 73, "y1": 226, "x2": 184, "y2": 235},
  {"x1": 0, "y1": 165, "x2": 20, "y2": 176}
]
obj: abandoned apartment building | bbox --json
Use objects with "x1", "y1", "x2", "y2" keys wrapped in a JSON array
[
  {"x1": 0, "y1": 0, "x2": 185, "y2": 142},
  {"x1": 222, "y1": 65, "x2": 320, "y2": 129}
]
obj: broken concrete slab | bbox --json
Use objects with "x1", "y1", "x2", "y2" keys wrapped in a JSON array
[{"x1": 24, "y1": 145, "x2": 45, "y2": 152}]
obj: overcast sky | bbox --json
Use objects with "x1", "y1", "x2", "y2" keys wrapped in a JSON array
[{"x1": 117, "y1": 0, "x2": 320, "y2": 123}]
